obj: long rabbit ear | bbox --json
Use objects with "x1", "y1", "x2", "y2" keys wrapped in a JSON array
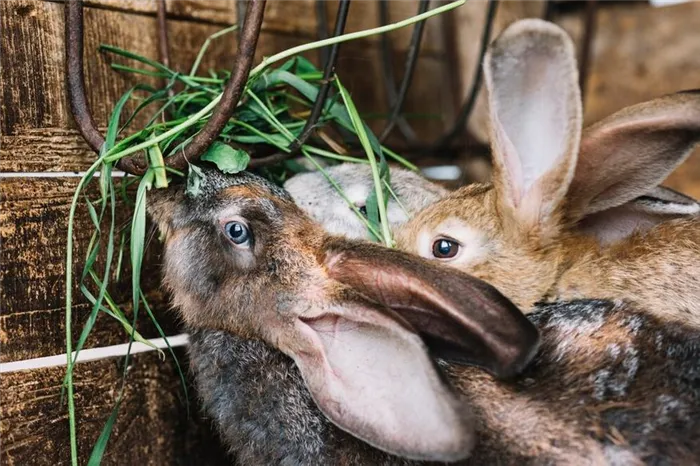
[
  {"x1": 270, "y1": 240, "x2": 539, "y2": 462},
  {"x1": 567, "y1": 91, "x2": 700, "y2": 218},
  {"x1": 147, "y1": 184, "x2": 186, "y2": 239},
  {"x1": 578, "y1": 186, "x2": 699, "y2": 246},
  {"x1": 484, "y1": 19, "x2": 582, "y2": 232},
  {"x1": 323, "y1": 240, "x2": 540, "y2": 378}
]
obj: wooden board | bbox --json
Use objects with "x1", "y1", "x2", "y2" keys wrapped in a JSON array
[
  {"x1": 69, "y1": 0, "x2": 447, "y2": 54},
  {"x1": 0, "y1": 351, "x2": 230, "y2": 465},
  {"x1": 1, "y1": 0, "x2": 451, "y2": 173},
  {"x1": 557, "y1": 1, "x2": 700, "y2": 198},
  {"x1": 0, "y1": 176, "x2": 180, "y2": 362}
]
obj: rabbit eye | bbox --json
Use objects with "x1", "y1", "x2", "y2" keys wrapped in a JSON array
[
  {"x1": 224, "y1": 221, "x2": 251, "y2": 247},
  {"x1": 432, "y1": 238, "x2": 459, "y2": 259},
  {"x1": 354, "y1": 203, "x2": 368, "y2": 217}
]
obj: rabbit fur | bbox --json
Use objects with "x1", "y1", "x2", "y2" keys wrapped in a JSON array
[
  {"x1": 149, "y1": 165, "x2": 700, "y2": 465},
  {"x1": 394, "y1": 19, "x2": 700, "y2": 325},
  {"x1": 284, "y1": 163, "x2": 448, "y2": 240}
]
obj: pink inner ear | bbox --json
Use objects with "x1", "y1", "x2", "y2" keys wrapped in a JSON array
[
  {"x1": 484, "y1": 20, "x2": 582, "y2": 225},
  {"x1": 282, "y1": 305, "x2": 475, "y2": 462}
]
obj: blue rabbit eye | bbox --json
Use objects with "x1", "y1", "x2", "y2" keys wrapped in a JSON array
[
  {"x1": 225, "y1": 221, "x2": 251, "y2": 246},
  {"x1": 432, "y1": 238, "x2": 459, "y2": 259}
]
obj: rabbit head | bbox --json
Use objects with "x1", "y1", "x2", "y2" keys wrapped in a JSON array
[
  {"x1": 395, "y1": 19, "x2": 700, "y2": 311},
  {"x1": 148, "y1": 166, "x2": 538, "y2": 462},
  {"x1": 284, "y1": 163, "x2": 448, "y2": 240}
]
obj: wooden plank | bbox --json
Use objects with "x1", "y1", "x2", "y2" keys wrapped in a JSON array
[
  {"x1": 1, "y1": 0, "x2": 451, "y2": 172},
  {"x1": 58, "y1": 0, "x2": 447, "y2": 54},
  {"x1": 556, "y1": 1, "x2": 700, "y2": 198},
  {"x1": 0, "y1": 351, "x2": 230, "y2": 465},
  {"x1": 0, "y1": 177, "x2": 181, "y2": 361}
]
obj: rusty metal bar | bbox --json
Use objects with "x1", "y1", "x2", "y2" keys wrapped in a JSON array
[
  {"x1": 378, "y1": 0, "x2": 429, "y2": 144},
  {"x1": 377, "y1": 0, "x2": 419, "y2": 143},
  {"x1": 432, "y1": 0, "x2": 498, "y2": 150},
  {"x1": 249, "y1": 0, "x2": 350, "y2": 168},
  {"x1": 169, "y1": 0, "x2": 266, "y2": 170},
  {"x1": 579, "y1": 0, "x2": 598, "y2": 105},
  {"x1": 156, "y1": 0, "x2": 171, "y2": 70},
  {"x1": 65, "y1": 0, "x2": 105, "y2": 155}
]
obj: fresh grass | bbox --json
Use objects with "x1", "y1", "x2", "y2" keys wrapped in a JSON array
[{"x1": 64, "y1": 1, "x2": 465, "y2": 464}]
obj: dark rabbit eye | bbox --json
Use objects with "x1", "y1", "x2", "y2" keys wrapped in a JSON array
[
  {"x1": 224, "y1": 221, "x2": 251, "y2": 246},
  {"x1": 358, "y1": 205, "x2": 368, "y2": 217},
  {"x1": 432, "y1": 238, "x2": 459, "y2": 259}
]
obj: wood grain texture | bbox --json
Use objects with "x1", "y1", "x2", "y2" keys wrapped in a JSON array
[
  {"x1": 56, "y1": 0, "x2": 447, "y2": 54},
  {"x1": 450, "y1": 0, "x2": 700, "y2": 197},
  {"x1": 0, "y1": 177, "x2": 179, "y2": 361},
  {"x1": 557, "y1": 1, "x2": 700, "y2": 198},
  {"x1": 1, "y1": 0, "x2": 450, "y2": 172},
  {"x1": 0, "y1": 351, "x2": 231, "y2": 465}
]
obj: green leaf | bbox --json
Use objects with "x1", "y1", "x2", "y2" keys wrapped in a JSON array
[
  {"x1": 293, "y1": 56, "x2": 320, "y2": 74},
  {"x1": 335, "y1": 78, "x2": 393, "y2": 247},
  {"x1": 186, "y1": 163, "x2": 205, "y2": 197},
  {"x1": 130, "y1": 171, "x2": 153, "y2": 320},
  {"x1": 87, "y1": 398, "x2": 121, "y2": 466},
  {"x1": 364, "y1": 190, "x2": 382, "y2": 243},
  {"x1": 201, "y1": 142, "x2": 251, "y2": 174}
]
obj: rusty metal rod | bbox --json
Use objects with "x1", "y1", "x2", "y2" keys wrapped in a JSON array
[
  {"x1": 65, "y1": 0, "x2": 266, "y2": 175},
  {"x1": 378, "y1": 0, "x2": 429, "y2": 144},
  {"x1": 432, "y1": 0, "x2": 498, "y2": 150},
  {"x1": 65, "y1": 0, "x2": 105, "y2": 155},
  {"x1": 249, "y1": 0, "x2": 350, "y2": 168},
  {"x1": 156, "y1": 0, "x2": 171, "y2": 70},
  {"x1": 377, "y1": 0, "x2": 420, "y2": 143},
  {"x1": 168, "y1": 0, "x2": 266, "y2": 171},
  {"x1": 579, "y1": 0, "x2": 598, "y2": 105}
]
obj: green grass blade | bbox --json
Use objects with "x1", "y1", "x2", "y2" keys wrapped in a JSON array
[
  {"x1": 130, "y1": 171, "x2": 154, "y2": 321},
  {"x1": 65, "y1": 156, "x2": 107, "y2": 466},
  {"x1": 190, "y1": 25, "x2": 238, "y2": 77},
  {"x1": 336, "y1": 78, "x2": 393, "y2": 247},
  {"x1": 140, "y1": 290, "x2": 189, "y2": 415},
  {"x1": 87, "y1": 398, "x2": 122, "y2": 466}
]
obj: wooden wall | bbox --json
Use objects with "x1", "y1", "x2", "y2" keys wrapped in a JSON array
[
  {"x1": 2, "y1": 1, "x2": 699, "y2": 464},
  {"x1": 0, "y1": 1, "x2": 452, "y2": 464},
  {"x1": 453, "y1": 0, "x2": 700, "y2": 197}
]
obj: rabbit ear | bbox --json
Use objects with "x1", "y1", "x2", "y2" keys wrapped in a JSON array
[
  {"x1": 271, "y1": 240, "x2": 539, "y2": 461},
  {"x1": 324, "y1": 240, "x2": 540, "y2": 378},
  {"x1": 147, "y1": 186, "x2": 186, "y2": 239},
  {"x1": 280, "y1": 302, "x2": 475, "y2": 462},
  {"x1": 484, "y1": 19, "x2": 582, "y2": 231},
  {"x1": 578, "y1": 186, "x2": 699, "y2": 246},
  {"x1": 567, "y1": 91, "x2": 700, "y2": 218}
]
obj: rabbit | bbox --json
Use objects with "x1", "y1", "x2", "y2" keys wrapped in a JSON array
[
  {"x1": 149, "y1": 166, "x2": 538, "y2": 463},
  {"x1": 283, "y1": 163, "x2": 448, "y2": 240},
  {"x1": 394, "y1": 19, "x2": 700, "y2": 326},
  {"x1": 149, "y1": 166, "x2": 700, "y2": 465}
]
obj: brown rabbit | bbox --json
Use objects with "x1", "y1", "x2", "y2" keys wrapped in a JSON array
[
  {"x1": 395, "y1": 19, "x2": 700, "y2": 325},
  {"x1": 150, "y1": 166, "x2": 700, "y2": 465}
]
